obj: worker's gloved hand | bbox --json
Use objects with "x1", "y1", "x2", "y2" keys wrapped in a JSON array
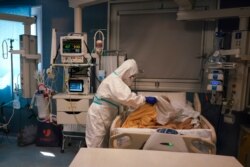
[{"x1": 145, "y1": 96, "x2": 157, "y2": 105}]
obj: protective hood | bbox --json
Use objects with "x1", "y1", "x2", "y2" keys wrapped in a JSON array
[{"x1": 114, "y1": 59, "x2": 138, "y2": 86}]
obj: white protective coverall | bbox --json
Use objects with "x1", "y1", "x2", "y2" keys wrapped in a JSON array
[{"x1": 86, "y1": 59, "x2": 146, "y2": 148}]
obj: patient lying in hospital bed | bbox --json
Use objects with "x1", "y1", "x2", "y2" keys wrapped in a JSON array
[
  {"x1": 122, "y1": 96, "x2": 200, "y2": 130},
  {"x1": 109, "y1": 92, "x2": 216, "y2": 154}
]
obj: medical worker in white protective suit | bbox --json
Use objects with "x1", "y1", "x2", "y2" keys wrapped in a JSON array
[{"x1": 86, "y1": 59, "x2": 157, "y2": 148}]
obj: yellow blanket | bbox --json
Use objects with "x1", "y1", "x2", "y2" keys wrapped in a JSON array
[{"x1": 121, "y1": 104, "x2": 195, "y2": 129}]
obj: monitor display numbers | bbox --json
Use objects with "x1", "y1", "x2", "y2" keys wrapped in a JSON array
[{"x1": 62, "y1": 39, "x2": 82, "y2": 54}]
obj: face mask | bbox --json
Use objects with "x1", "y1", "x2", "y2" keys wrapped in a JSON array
[{"x1": 123, "y1": 75, "x2": 136, "y2": 87}]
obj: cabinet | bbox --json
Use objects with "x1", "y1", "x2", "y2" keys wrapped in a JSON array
[
  {"x1": 53, "y1": 93, "x2": 93, "y2": 152},
  {"x1": 53, "y1": 93, "x2": 93, "y2": 125}
]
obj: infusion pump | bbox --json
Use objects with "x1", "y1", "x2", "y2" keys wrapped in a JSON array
[{"x1": 60, "y1": 35, "x2": 87, "y2": 63}]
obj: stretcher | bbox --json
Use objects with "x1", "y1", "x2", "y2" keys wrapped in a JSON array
[{"x1": 109, "y1": 92, "x2": 217, "y2": 154}]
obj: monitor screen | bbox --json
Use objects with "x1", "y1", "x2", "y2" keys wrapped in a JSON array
[
  {"x1": 68, "y1": 79, "x2": 84, "y2": 93},
  {"x1": 60, "y1": 36, "x2": 85, "y2": 56},
  {"x1": 210, "y1": 80, "x2": 221, "y2": 86},
  {"x1": 62, "y1": 39, "x2": 82, "y2": 54}
]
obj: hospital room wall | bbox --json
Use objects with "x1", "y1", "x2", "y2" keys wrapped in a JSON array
[{"x1": 82, "y1": 3, "x2": 108, "y2": 52}]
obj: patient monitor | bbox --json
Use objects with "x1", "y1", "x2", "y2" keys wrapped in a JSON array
[{"x1": 60, "y1": 35, "x2": 87, "y2": 63}]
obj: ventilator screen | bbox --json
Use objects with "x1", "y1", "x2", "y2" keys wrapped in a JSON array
[{"x1": 68, "y1": 80, "x2": 84, "y2": 93}]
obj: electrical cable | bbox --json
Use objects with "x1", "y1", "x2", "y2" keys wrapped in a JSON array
[
  {"x1": 83, "y1": 40, "x2": 91, "y2": 55},
  {"x1": 83, "y1": 40, "x2": 94, "y2": 63},
  {"x1": 68, "y1": 94, "x2": 80, "y2": 125},
  {"x1": 53, "y1": 44, "x2": 60, "y2": 64}
]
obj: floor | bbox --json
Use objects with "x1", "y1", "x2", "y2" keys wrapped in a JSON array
[{"x1": 0, "y1": 134, "x2": 81, "y2": 167}]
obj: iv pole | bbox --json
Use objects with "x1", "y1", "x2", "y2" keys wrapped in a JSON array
[{"x1": 9, "y1": 39, "x2": 14, "y2": 99}]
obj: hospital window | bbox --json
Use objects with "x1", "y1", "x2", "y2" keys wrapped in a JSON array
[{"x1": 0, "y1": 6, "x2": 34, "y2": 104}]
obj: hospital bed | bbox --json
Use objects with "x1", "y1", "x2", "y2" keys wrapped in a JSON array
[{"x1": 109, "y1": 92, "x2": 217, "y2": 154}]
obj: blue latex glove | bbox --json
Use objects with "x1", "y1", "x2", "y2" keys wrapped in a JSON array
[{"x1": 145, "y1": 96, "x2": 157, "y2": 105}]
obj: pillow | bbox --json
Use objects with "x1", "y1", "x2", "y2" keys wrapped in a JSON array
[{"x1": 165, "y1": 92, "x2": 187, "y2": 111}]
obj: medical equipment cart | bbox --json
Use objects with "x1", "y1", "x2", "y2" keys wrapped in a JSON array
[{"x1": 53, "y1": 93, "x2": 93, "y2": 152}]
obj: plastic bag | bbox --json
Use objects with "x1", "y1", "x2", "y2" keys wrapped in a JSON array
[
  {"x1": 155, "y1": 96, "x2": 179, "y2": 125},
  {"x1": 17, "y1": 125, "x2": 37, "y2": 146}
]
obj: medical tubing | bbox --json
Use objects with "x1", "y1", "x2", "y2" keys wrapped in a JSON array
[
  {"x1": 1, "y1": 39, "x2": 8, "y2": 59},
  {"x1": 1, "y1": 100, "x2": 14, "y2": 107},
  {"x1": 93, "y1": 30, "x2": 105, "y2": 50},
  {"x1": 0, "y1": 108, "x2": 15, "y2": 128}
]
